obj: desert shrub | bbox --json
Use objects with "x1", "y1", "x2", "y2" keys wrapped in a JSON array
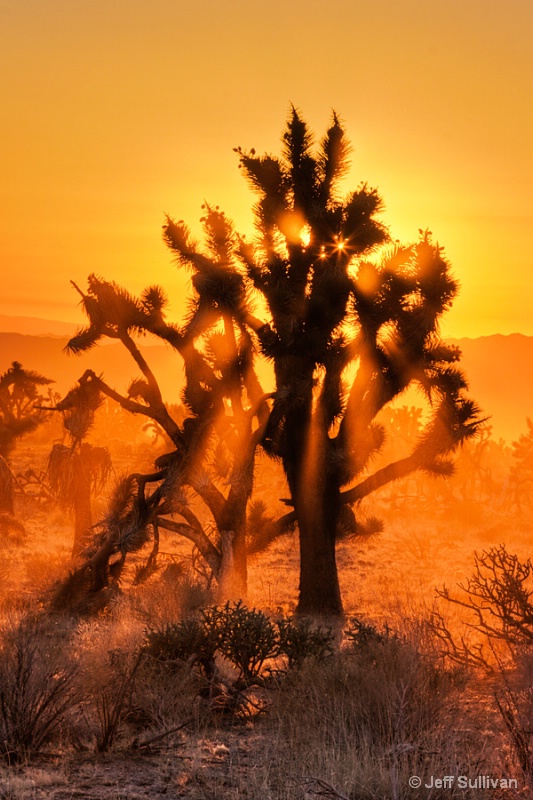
[
  {"x1": 437, "y1": 544, "x2": 533, "y2": 647},
  {"x1": 344, "y1": 616, "x2": 397, "y2": 649},
  {"x1": 145, "y1": 602, "x2": 337, "y2": 687},
  {"x1": 138, "y1": 605, "x2": 335, "y2": 730},
  {"x1": 276, "y1": 617, "x2": 334, "y2": 669},
  {"x1": 0, "y1": 614, "x2": 78, "y2": 763},
  {"x1": 265, "y1": 635, "x2": 472, "y2": 800},
  {"x1": 144, "y1": 616, "x2": 219, "y2": 679},
  {"x1": 142, "y1": 604, "x2": 278, "y2": 725},
  {"x1": 202, "y1": 601, "x2": 278, "y2": 681},
  {"x1": 144, "y1": 602, "x2": 278, "y2": 684},
  {"x1": 437, "y1": 545, "x2": 533, "y2": 779}
]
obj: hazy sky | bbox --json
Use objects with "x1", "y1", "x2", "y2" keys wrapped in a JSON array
[{"x1": 2, "y1": 0, "x2": 532, "y2": 337}]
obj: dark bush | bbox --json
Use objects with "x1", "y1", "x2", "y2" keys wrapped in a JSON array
[
  {"x1": 201, "y1": 601, "x2": 278, "y2": 681},
  {"x1": 144, "y1": 601, "x2": 339, "y2": 689},
  {"x1": 144, "y1": 616, "x2": 218, "y2": 679}
]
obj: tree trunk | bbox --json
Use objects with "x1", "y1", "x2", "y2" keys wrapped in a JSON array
[
  {"x1": 217, "y1": 518, "x2": 247, "y2": 601},
  {"x1": 294, "y1": 483, "x2": 343, "y2": 617},
  {"x1": 284, "y1": 391, "x2": 344, "y2": 617},
  {"x1": 217, "y1": 531, "x2": 246, "y2": 603}
]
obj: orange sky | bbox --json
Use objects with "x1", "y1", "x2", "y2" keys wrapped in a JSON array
[{"x1": 2, "y1": 0, "x2": 532, "y2": 337}]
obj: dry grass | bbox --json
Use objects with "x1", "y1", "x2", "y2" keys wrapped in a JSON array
[
  {"x1": 0, "y1": 616, "x2": 524, "y2": 799},
  {"x1": 0, "y1": 613, "x2": 78, "y2": 764},
  {"x1": 252, "y1": 643, "x2": 478, "y2": 799},
  {"x1": 1, "y1": 442, "x2": 532, "y2": 797}
]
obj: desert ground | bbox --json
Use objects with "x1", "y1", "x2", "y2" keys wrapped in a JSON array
[{"x1": 1, "y1": 419, "x2": 533, "y2": 800}]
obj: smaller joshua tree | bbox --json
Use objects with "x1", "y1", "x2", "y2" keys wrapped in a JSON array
[
  {"x1": 0, "y1": 361, "x2": 54, "y2": 516},
  {"x1": 509, "y1": 418, "x2": 533, "y2": 511},
  {"x1": 50, "y1": 205, "x2": 273, "y2": 611},
  {"x1": 47, "y1": 379, "x2": 112, "y2": 558}
]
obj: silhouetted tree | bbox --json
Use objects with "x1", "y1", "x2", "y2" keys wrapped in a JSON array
[
  {"x1": 0, "y1": 361, "x2": 53, "y2": 515},
  {"x1": 52, "y1": 209, "x2": 271, "y2": 609},
  {"x1": 47, "y1": 380, "x2": 112, "y2": 557},
  {"x1": 0, "y1": 361, "x2": 53, "y2": 458},
  {"x1": 230, "y1": 109, "x2": 482, "y2": 615}
]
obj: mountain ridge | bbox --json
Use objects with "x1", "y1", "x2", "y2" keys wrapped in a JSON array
[{"x1": 0, "y1": 314, "x2": 77, "y2": 337}]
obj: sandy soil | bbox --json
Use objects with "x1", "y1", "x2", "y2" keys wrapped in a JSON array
[{"x1": 0, "y1": 729, "x2": 274, "y2": 800}]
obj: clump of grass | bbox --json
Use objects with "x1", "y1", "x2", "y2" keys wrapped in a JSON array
[
  {"x1": 70, "y1": 613, "x2": 147, "y2": 753},
  {"x1": 252, "y1": 630, "x2": 477, "y2": 799},
  {"x1": 128, "y1": 566, "x2": 215, "y2": 628},
  {"x1": 92, "y1": 647, "x2": 144, "y2": 753},
  {"x1": 128, "y1": 655, "x2": 202, "y2": 742},
  {"x1": 0, "y1": 613, "x2": 78, "y2": 763}
]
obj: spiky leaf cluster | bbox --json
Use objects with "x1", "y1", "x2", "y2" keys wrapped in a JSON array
[
  {"x1": 55, "y1": 378, "x2": 103, "y2": 443},
  {"x1": 47, "y1": 442, "x2": 112, "y2": 508},
  {"x1": 335, "y1": 233, "x2": 483, "y2": 483},
  {"x1": 68, "y1": 276, "x2": 181, "y2": 353},
  {"x1": 100, "y1": 475, "x2": 150, "y2": 556},
  {"x1": 163, "y1": 206, "x2": 251, "y2": 333},
  {"x1": 236, "y1": 108, "x2": 387, "y2": 362}
]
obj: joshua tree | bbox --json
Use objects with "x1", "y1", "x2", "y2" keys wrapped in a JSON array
[
  {"x1": 0, "y1": 361, "x2": 53, "y2": 515},
  {"x1": 229, "y1": 109, "x2": 482, "y2": 614},
  {"x1": 51, "y1": 208, "x2": 271, "y2": 608},
  {"x1": 47, "y1": 379, "x2": 112, "y2": 557}
]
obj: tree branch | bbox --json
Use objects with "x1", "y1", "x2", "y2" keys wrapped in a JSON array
[
  {"x1": 120, "y1": 331, "x2": 164, "y2": 405},
  {"x1": 186, "y1": 472, "x2": 227, "y2": 527},
  {"x1": 341, "y1": 454, "x2": 420, "y2": 504},
  {"x1": 155, "y1": 516, "x2": 221, "y2": 576},
  {"x1": 76, "y1": 370, "x2": 185, "y2": 448}
]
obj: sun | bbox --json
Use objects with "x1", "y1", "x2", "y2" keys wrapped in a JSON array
[{"x1": 300, "y1": 224, "x2": 311, "y2": 248}]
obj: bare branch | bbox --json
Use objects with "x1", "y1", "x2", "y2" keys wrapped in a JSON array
[{"x1": 156, "y1": 516, "x2": 221, "y2": 576}]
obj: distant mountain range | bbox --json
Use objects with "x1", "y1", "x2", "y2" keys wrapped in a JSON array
[
  {"x1": 447, "y1": 334, "x2": 532, "y2": 443},
  {"x1": 0, "y1": 314, "x2": 77, "y2": 337},
  {"x1": 0, "y1": 318, "x2": 530, "y2": 443}
]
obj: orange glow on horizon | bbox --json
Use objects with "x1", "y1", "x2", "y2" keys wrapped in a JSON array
[{"x1": 0, "y1": 0, "x2": 532, "y2": 339}]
